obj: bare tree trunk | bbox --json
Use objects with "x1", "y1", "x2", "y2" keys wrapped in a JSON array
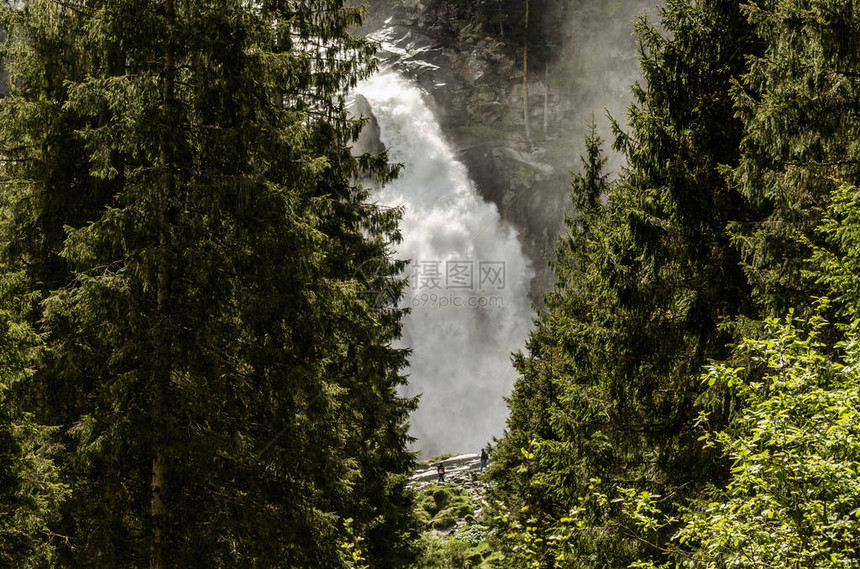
[
  {"x1": 150, "y1": 446, "x2": 166, "y2": 569},
  {"x1": 523, "y1": 0, "x2": 531, "y2": 145},
  {"x1": 498, "y1": 0, "x2": 504, "y2": 39},
  {"x1": 97, "y1": 479, "x2": 117, "y2": 569},
  {"x1": 150, "y1": 1, "x2": 174, "y2": 568},
  {"x1": 94, "y1": 40, "x2": 127, "y2": 569}
]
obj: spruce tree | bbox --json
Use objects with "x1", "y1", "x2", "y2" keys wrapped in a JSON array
[
  {"x1": 0, "y1": 1, "x2": 416, "y2": 567},
  {"x1": 490, "y1": 1, "x2": 860, "y2": 567},
  {"x1": 0, "y1": 5, "x2": 88, "y2": 565},
  {"x1": 489, "y1": 1, "x2": 761, "y2": 566},
  {"x1": 488, "y1": 123, "x2": 615, "y2": 564},
  {"x1": 730, "y1": 0, "x2": 860, "y2": 318},
  {"x1": 0, "y1": 272, "x2": 65, "y2": 568}
]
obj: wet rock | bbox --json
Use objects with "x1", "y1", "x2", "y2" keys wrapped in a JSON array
[{"x1": 348, "y1": 94, "x2": 386, "y2": 157}]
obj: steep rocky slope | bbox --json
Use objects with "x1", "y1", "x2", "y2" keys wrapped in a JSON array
[{"x1": 356, "y1": 0, "x2": 651, "y2": 296}]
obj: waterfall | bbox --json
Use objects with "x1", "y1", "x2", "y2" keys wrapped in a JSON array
[{"x1": 355, "y1": 73, "x2": 534, "y2": 457}]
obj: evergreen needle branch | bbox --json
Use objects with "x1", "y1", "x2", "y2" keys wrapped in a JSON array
[{"x1": 256, "y1": 335, "x2": 382, "y2": 459}]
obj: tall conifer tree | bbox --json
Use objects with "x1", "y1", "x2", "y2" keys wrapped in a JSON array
[
  {"x1": 0, "y1": 1, "x2": 416, "y2": 567},
  {"x1": 490, "y1": 1, "x2": 761, "y2": 566}
]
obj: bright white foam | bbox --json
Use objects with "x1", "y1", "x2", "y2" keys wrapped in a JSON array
[{"x1": 356, "y1": 73, "x2": 533, "y2": 457}]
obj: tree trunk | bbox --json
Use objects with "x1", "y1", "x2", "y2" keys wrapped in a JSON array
[
  {"x1": 523, "y1": 0, "x2": 531, "y2": 145},
  {"x1": 150, "y1": 0, "x2": 175, "y2": 567},
  {"x1": 150, "y1": 440, "x2": 166, "y2": 569}
]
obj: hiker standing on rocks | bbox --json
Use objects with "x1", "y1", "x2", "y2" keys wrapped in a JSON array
[
  {"x1": 480, "y1": 448, "x2": 488, "y2": 472},
  {"x1": 437, "y1": 462, "x2": 445, "y2": 482}
]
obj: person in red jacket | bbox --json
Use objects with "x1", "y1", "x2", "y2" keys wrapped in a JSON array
[{"x1": 437, "y1": 463, "x2": 445, "y2": 482}]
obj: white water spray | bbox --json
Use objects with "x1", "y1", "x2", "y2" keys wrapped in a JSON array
[{"x1": 356, "y1": 73, "x2": 534, "y2": 457}]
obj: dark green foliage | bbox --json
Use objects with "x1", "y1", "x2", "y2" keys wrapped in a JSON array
[
  {"x1": 730, "y1": 0, "x2": 860, "y2": 317},
  {"x1": 490, "y1": 0, "x2": 860, "y2": 567},
  {"x1": 489, "y1": 1, "x2": 761, "y2": 566},
  {"x1": 0, "y1": 273, "x2": 65, "y2": 568},
  {"x1": 0, "y1": 1, "x2": 417, "y2": 567}
]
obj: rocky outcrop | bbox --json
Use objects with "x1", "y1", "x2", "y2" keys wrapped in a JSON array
[
  {"x1": 411, "y1": 453, "x2": 485, "y2": 484},
  {"x1": 348, "y1": 94, "x2": 386, "y2": 156}
]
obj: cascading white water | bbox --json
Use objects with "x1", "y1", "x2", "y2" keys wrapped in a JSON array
[{"x1": 356, "y1": 73, "x2": 534, "y2": 457}]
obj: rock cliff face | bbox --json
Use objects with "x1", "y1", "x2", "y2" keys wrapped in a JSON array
[{"x1": 356, "y1": 0, "x2": 651, "y2": 296}]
